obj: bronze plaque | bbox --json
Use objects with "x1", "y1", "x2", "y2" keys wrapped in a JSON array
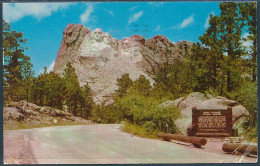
[{"x1": 192, "y1": 107, "x2": 232, "y2": 137}]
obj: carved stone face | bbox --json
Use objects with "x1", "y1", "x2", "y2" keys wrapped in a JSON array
[
  {"x1": 122, "y1": 39, "x2": 130, "y2": 49},
  {"x1": 111, "y1": 38, "x2": 118, "y2": 48},
  {"x1": 91, "y1": 28, "x2": 104, "y2": 42},
  {"x1": 103, "y1": 33, "x2": 112, "y2": 44}
]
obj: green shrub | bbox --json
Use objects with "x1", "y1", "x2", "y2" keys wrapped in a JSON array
[
  {"x1": 116, "y1": 95, "x2": 180, "y2": 133},
  {"x1": 91, "y1": 104, "x2": 123, "y2": 124},
  {"x1": 92, "y1": 94, "x2": 180, "y2": 135},
  {"x1": 236, "y1": 81, "x2": 257, "y2": 139},
  {"x1": 244, "y1": 125, "x2": 258, "y2": 142},
  {"x1": 121, "y1": 121, "x2": 159, "y2": 138}
]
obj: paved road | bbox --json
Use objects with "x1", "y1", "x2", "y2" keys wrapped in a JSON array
[{"x1": 4, "y1": 124, "x2": 257, "y2": 164}]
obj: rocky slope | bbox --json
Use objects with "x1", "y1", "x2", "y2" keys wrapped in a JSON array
[
  {"x1": 4, "y1": 101, "x2": 92, "y2": 130},
  {"x1": 53, "y1": 24, "x2": 193, "y2": 104}
]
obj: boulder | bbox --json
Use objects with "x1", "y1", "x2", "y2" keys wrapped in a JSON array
[
  {"x1": 53, "y1": 119, "x2": 58, "y2": 125},
  {"x1": 172, "y1": 97, "x2": 186, "y2": 107},
  {"x1": 39, "y1": 106, "x2": 56, "y2": 116},
  {"x1": 33, "y1": 116, "x2": 42, "y2": 122},
  {"x1": 3, "y1": 107, "x2": 24, "y2": 122},
  {"x1": 162, "y1": 92, "x2": 249, "y2": 136},
  {"x1": 159, "y1": 101, "x2": 177, "y2": 108},
  {"x1": 20, "y1": 100, "x2": 41, "y2": 111},
  {"x1": 55, "y1": 109, "x2": 71, "y2": 117},
  {"x1": 65, "y1": 116, "x2": 75, "y2": 121},
  {"x1": 16, "y1": 105, "x2": 39, "y2": 116},
  {"x1": 178, "y1": 92, "x2": 208, "y2": 109},
  {"x1": 231, "y1": 105, "x2": 249, "y2": 135},
  {"x1": 206, "y1": 94, "x2": 214, "y2": 99},
  {"x1": 7, "y1": 102, "x2": 20, "y2": 107}
]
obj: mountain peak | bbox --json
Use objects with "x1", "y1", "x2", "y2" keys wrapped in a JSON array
[{"x1": 54, "y1": 24, "x2": 193, "y2": 104}]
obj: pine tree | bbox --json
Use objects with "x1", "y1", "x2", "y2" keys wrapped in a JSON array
[
  {"x1": 198, "y1": 14, "x2": 226, "y2": 95},
  {"x1": 239, "y1": 2, "x2": 257, "y2": 82},
  {"x1": 154, "y1": 60, "x2": 194, "y2": 98},
  {"x1": 189, "y1": 43, "x2": 210, "y2": 92},
  {"x1": 196, "y1": 2, "x2": 248, "y2": 96},
  {"x1": 79, "y1": 83, "x2": 94, "y2": 118},
  {"x1": 218, "y1": 2, "x2": 244, "y2": 93},
  {"x1": 115, "y1": 73, "x2": 133, "y2": 98},
  {"x1": 63, "y1": 62, "x2": 81, "y2": 115},
  {"x1": 132, "y1": 75, "x2": 151, "y2": 97},
  {"x1": 63, "y1": 62, "x2": 93, "y2": 118},
  {"x1": 3, "y1": 19, "x2": 33, "y2": 101},
  {"x1": 45, "y1": 71, "x2": 67, "y2": 109}
]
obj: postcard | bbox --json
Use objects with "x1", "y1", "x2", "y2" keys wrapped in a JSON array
[{"x1": 2, "y1": 1, "x2": 258, "y2": 164}]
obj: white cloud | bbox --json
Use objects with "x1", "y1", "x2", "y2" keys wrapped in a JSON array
[
  {"x1": 104, "y1": 9, "x2": 114, "y2": 17},
  {"x1": 128, "y1": 11, "x2": 143, "y2": 25},
  {"x1": 3, "y1": 3, "x2": 71, "y2": 23},
  {"x1": 169, "y1": 14, "x2": 194, "y2": 30},
  {"x1": 180, "y1": 14, "x2": 194, "y2": 28},
  {"x1": 129, "y1": 6, "x2": 138, "y2": 11},
  {"x1": 170, "y1": 25, "x2": 178, "y2": 30},
  {"x1": 47, "y1": 61, "x2": 55, "y2": 73},
  {"x1": 39, "y1": 61, "x2": 55, "y2": 75},
  {"x1": 155, "y1": 25, "x2": 160, "y2": 32},
  {"x1": 204, "y1": 12, "x2": 214, "y2": 29},
  {"x1": 80, "y1": 4, "x2": 94, "y2": 24},
  {"x1": 204, "y1": 16, "x2": 210, "y2": 29}
]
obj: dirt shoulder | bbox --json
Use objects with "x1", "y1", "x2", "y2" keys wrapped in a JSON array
[{"x1": 4, "y1": 130, "x2": 37, "y2": 164}]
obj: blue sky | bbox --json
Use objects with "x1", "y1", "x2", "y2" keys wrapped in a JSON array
[{"x1": 3, "y1": 2, "x2": 222, "y2": 75}]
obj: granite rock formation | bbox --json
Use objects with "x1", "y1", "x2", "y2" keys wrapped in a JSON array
[
  {"x1": 4, "y1": 101, "x2": 92, "y2": 130},
  {"x1": 160, "y1": 92, "x2": 249, "y2": 136},
  {"x1": 54, "y1": 24, "x2": 193, "y2": 104}
]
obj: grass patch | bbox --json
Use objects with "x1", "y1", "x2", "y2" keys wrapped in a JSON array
[
  {"x1": 120, "y1": 121, "x2": 160, "y2": 139},
  {"x1": 4, "y1": 117, "x2": 91, "y2": 130}
]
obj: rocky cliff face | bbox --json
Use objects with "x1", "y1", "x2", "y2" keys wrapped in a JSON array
[{"x1": 53, "y1": 24, "x2": 193, "y2": 104}]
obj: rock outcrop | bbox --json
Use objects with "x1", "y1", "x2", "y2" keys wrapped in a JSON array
[
  {"x1": 53, "y1": 24, "x2": 193, "y2": 104},
  {"x1": 54, "y1": 24, "x2": 91, "y2": 74},
  {"x1": 4, "y1": 101, "x2": 92, "y2": 130},
  {"x1": 138, "y1": 36, "x2": 193, "y2": 75},
  {"x1": 161, "y1": 92, "x2": 249, "y2": 136}
]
